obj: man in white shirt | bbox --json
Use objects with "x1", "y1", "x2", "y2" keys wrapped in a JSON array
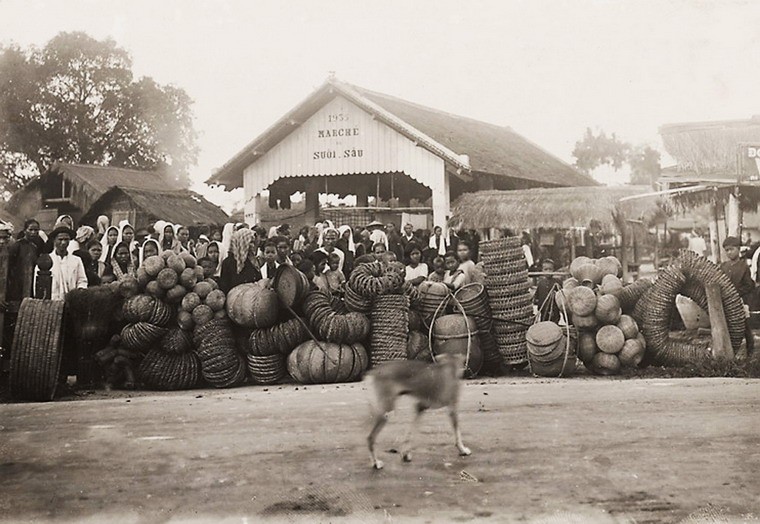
[
  {"x1": 688, "y1": 228, "x2": 707, "y2": 257},
  {"x1": 38, "y1": 227, "x2": 88, "y2": 301}
]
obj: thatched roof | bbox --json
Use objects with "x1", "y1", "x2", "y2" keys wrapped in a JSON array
[
  {"x1": 209, "y1": 77, "x2": 595, "y2": 190},
  {"x1": 81, "y1": 187, "x2": 229, "y2": 227},
  {"x1": 449, "y1": 186, "x2": 665, "y2": 231},
  {"x1": 660, "y1": 117, "x2": 760, "y2": 176},
  {"x1": 7, "y1": 162, "x2": 181, "y2": 216}
]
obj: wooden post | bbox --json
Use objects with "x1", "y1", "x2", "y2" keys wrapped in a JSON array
[
  {"x1": 727, "y1": 188, "x2": 741, "y2": 239},
  {"x1": 0, "y1": 244, "x2": 7, "y2": 347},
  {"x1": 705, "y1": 282, "x2": 734, "y2": 360},
  {"x1": 653, "y1": 224, "x2": 660, "y2": 269},
  {"x1": 709, "y1": 201, "x2": 721, "y2": 263},
  {"x1": 618, "y1": 214, "x2": 630, "y2": 283},
  {"x1": 569, "y1": 229, "x2": 576, "y2": 261}
]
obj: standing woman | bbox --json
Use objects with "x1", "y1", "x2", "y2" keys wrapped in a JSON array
[
  {"x1": 206, "y1": 241, "x2": 223, "y2": 277},
  {"x1": 118, "y1": 221, "x2": 139, "y2": 265},
  {"x1": 100, "y1": 226, "x2": 120, "y2": 276},
  {"x1": 110, "y1": 242, "x2": 137, "y2": 281},
  {"x1": 219, "y1": 228, "x2": 262, "y2": 293},
  {"x1": 336, "y1": 225, "x2": 356, "y2": 276},
  {"x1": 176, "y1": 225, "x2": 193, "y2": 255},
  {"x1": 139, "y1": 238, "x2": 161, "y2": 266},
  {"x1": 83, "y1": 239, "x2": 105, "y2": 286},
  {"x1": 159, "y1": 223, "x2": 179, "y2": 252}
]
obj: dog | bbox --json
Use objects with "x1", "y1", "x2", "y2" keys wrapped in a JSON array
[{"x1": 365, "y1": 353, "x2": 471, "y2": 470}]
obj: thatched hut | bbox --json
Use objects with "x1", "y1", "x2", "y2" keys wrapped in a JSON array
[{"x1": 449, "y1": 185, "x2": 667, "y2": 277}]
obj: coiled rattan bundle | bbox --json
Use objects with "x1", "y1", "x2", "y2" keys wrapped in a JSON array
[
  {"x1": 194, "y1": 318, "x2": 247, "y2": 388},
  {"x1": 121, "y1": 322, "x2": 167, "y2": 352},
  {"x1": 138, "y1": 349, "x2": 200, "y2": 390},
  {"x1": 248, "y1": 318, "x2": 309, "y2": 356},
  {"x1": 348, "y1": 261, "x2": 404, "y2": 297},
  {"x1": 344, "y1": 284, "x2": 372, "y2": 313},
  {"x1": 303, "y1": 291, "x2": 371, "y2": 344},
  {"x1": 370, "y1": 295, "x2": 410, "y2": 366},
  {"x1": 636, "y1": 251, "x2": 745, "y2": 366},
  {"x1": 246, "y1": 353, "x2": 287, "y2": 384},
  {"x1": 160, "y1": 328, "x2": 194, "y2": 354},
  {"x1": 618, "y1": 278, "x2": 654, "y2": 313}
]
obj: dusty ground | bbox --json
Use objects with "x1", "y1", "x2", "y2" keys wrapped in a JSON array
[{"x1": 0, "y1": 377, "x2": 759, "y2": 523}]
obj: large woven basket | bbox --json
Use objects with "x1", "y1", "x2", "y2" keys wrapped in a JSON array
[
  {"x1": 247, "y1": 353, "x2": 287, "y2": 385},
  {"x1": 479, "y1": 237, "x2": 522, "y2": 254},
  {"x1": 370, "y1": 295, "x2": 409, "y2": 366},
  {"x1": 9, "y1": 298, "x2": 66, "y2": 401}
]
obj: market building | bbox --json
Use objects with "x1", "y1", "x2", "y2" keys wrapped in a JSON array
[{"x1": 208, "y1": 77, "x2": 595, "y2": 230}]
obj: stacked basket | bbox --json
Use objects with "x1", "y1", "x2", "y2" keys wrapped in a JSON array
[
  {"x1": 479, "y1": 237, "x2": 532, "y2": 366},
  {"x1": 453, "y1": 283, "x2": 500, "y2": 370},
  {"x1": 370, "y1": 295, "x2": 410, "y2": 366}
]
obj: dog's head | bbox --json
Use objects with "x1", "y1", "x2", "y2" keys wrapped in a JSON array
[{"x1": 436, "y1": 352, "x2": 468, "y2": 378}]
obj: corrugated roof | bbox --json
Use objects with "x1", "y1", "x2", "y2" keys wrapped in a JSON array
[{"x1": 208, "y1": 78, "x2": 596, "y2": 189}]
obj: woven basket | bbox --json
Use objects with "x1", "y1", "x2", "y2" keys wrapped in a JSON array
[
  {"x1": 246, "y1": 353, "x2": 287, "y2": 385},
  {"x1": 454, "y1": 283, "x2": 493, "y2": 332},
  {"x1": 139, "y1": 349, "x2": 200, "y2": 390},
  {"x1": 485, "y1": 270, "x2": 529, "y2": 287},
  {"x1": 479, "y1": 249, "x2": 526, "y2": 265},
  {"x1": 370, "y1": 295, "x2": 409, "y2": 366},
  {"x1": 487, "y1": 281, "x2": 531, "y2": 299},
  {"x1": 489, "y1": 295, "x2": 533, "y2": 313},
  {"x1": 479, "y1": 237, "x2": 522, "y2": 253},
  {"x1": 483, "y1": 257, "x2": 528, "y2": 276},
  {"x1": 495, "y1": 340, "x2": 528, "y2": 365},
  {"x1": 9, "y1": 298, "x2": 66, "y2": 401}
]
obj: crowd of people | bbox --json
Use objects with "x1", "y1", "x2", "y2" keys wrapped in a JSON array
[{"x1": 0, "y1": 215, "x2": 493, "y2": 313}]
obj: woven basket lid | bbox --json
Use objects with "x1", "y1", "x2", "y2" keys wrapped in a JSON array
[{"x1": 526, "y1": 321, "x2": 563, "y2": 347}]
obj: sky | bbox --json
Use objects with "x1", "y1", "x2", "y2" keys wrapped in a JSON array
[{"x1": 2, "y1": 0, "x2": 759, "y2": 209}]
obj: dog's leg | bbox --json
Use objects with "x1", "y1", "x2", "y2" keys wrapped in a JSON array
[
  {"x1": 449, "y1": 408, "x2": 471, "y2": 456},
  {"x1": 368, "y1": 413, "x2": 389, "y2": 469},
  {"x1": 401, "y1": 403, "x2": 426, "y2": 463}
]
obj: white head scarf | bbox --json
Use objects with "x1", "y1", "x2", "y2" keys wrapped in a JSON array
[
  {"x1": 54, "y1": 215, "x2": 74, "y2": 229},
  {"x1": 338, "y1": 225, "x2": 355, "y2": 254},
  {"x1": 118, "y1": 219, "x2": 138, "y2": 255},
  {"x1": 100, "y1": 226, "x2": 120, "y2": 263},
  {"x1": 139, "y1": 238, "x2": 161, "y2": 266},
  {"x1": 158, "y1": 222, "x2": 177, "y2": 251},
  {"x1": 370, "y1": 229, "x2": 389, "y2": 250},
  {"x1": 221, "y1": 223, "x2": 235, "y2": 261},
  {"x1": 96, "y1": 215, "x2": 110, "y2": 236}
]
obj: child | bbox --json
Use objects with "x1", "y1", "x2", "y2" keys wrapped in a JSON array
[
  {"x1": 324, "y1": 252, "x2": 346, "y2": 293},
  {"x1": 427, "y1": 255, "x2": 446, "y2": 283},
  {"x1": 260, "y1": 240, "x2": 278, "y2": 280},
  {"x1": 297, "y1": 260, "x2": 319, "y2": 291},
  {"x1": 197, "y1": 257, "x2": 218, "y2": 281},
  {"x1": 456, "y1": 241, "x2": 478, "y2": 285},
  {"x1": 442, "y1": 252, "x2": 466, "y2": 290},
  {"x1": 720, "y1": 236, "x2": 755, "y2": 355},
  {"x1": 311, "y1": 251, "x2": 329, "y2": 292}
]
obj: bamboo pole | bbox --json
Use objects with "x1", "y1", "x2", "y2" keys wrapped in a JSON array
[{"x1": 710, "y1": 201, "x2": 721, "y2": 263}]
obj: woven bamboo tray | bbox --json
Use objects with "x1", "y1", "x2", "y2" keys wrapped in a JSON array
[{"x1": 9, "y1": 298, "x2": 65, "y2": 401}]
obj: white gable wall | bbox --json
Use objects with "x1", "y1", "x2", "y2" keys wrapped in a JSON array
[{"x1": 242, "y1": 96, "x2": 449, "y2": 227}]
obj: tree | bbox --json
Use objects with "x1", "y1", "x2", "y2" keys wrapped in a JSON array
[
  {"x1": 628, "y1": 145, "x2": 661, "y2": 186},
  {"x1": 0, "y1": 32, "x2": 198, "y2": 195},
  {"x1": 572, "y1": 128, "x2": 661, "y2": 187},
  {"x1": 572, "y1": 128, "x2": 630, "y2": 174}
]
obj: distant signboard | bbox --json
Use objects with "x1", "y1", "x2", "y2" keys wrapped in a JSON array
[{"x1": 742, "y1": 145, "x2": 760, "y2": 180}]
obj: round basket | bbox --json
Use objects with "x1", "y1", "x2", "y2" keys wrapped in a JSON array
[
  {"x1": 9, "y1": 298, "x2": 66, "y2": 401},
  {"x1": 246, "y1": 353, "x2": 287, "y2": 385},
  {"x1": 454, "y1": 283, "x2": 493, "y2": 332},
  {"x1": 495, "y1": 340, "x2": 528, "y2": 365},
  {"x1": 479, "y1": 249, "x2": 526, "y2": 265}
]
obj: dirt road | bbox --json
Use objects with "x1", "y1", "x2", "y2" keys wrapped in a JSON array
[{"x1": 1, "y1": 377, "x2": 758, "y2": 523}]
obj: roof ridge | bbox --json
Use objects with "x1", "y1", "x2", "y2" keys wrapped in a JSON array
[{"x1": 341, "y1": 81, "x2": 516, "y2": 132}]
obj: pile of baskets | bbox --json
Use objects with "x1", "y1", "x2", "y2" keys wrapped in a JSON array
[
  {"x1": 480, "y1": 237, "x2": 532, "y2": 365},
  {"x1": 453, "y1": 283, "x2": 500, "y2": 369}
]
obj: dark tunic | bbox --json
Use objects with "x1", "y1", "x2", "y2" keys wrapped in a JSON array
[
  {"x1": 74, "y1": 249, "x2": 101, "y2": 287},
  {"x1": 219, "y1": 255, "x2": 262, "y2": 294},
  {"x1": 7, "y1": 237, "x2": 40, "y2": 305},
  {"x1": 720, "y1": 258, "x2": 755, "y2": 303}
]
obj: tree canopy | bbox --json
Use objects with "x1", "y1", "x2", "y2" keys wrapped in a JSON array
[
  {"x1": 0, "y1": 32, "x2": 198, "y2": 196},
  {"x1": 572, "y1": 128, "x2": 660, "y2": 186}
]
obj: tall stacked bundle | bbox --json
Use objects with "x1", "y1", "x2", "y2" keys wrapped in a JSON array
[
  {"x1": 454, "y1": 283, "x2": 499, "y2": 369},
  {"x1": 193, "y1": 318, "x2": 246, "y2": 388},
  {"x1": 479, "y1": 237, "x2": 532, "y2": 365},
  {"x1": 370, "y1": 295, "x2": 410, "y2": 366},
  {"x1": 247, "y1": 318, "x2": 309, "y2": 384}
]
